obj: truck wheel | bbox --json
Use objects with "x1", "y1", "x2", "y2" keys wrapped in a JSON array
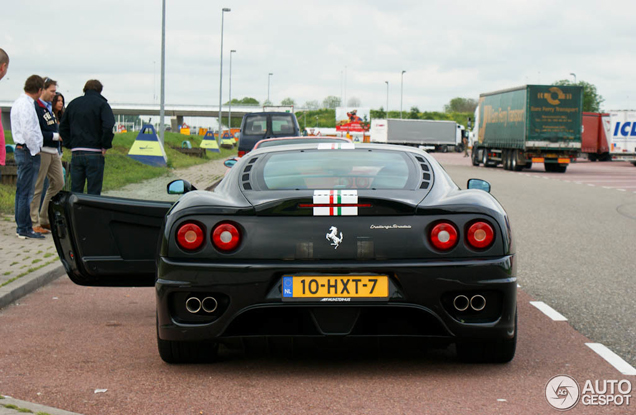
[
  {"x1": 544, "y1": 163, "x2": 554, "y2": 172},
  {"x1": 502, "y1": 150, "x2": 510, "y2": 170},
  {"x1": 588, "y1": 153, "x2": 597, "y2": 162},
  {"x1": 441, "y1": 145, "x2": 448, "y2": 153},
  {"x1": 482, "y1": 149, "x2": 489, "y2": 165},
  {"x1": 512, "y1": 150, "x2": 523, "y2": 171},
  {"x1": 456, "y1": 310, "x2": 517, "y2": 363},
  {"x1": 555, "y1": 165, "x2": 567, "y2": 173},
  {"x1": 456, "y1": 143, "x2": 464, "y2": 153},
  {"x1": 471, "y1": 148, "x2": 480, "y2": 166},
  {"x1": 525, "y1": 161, "x2": 533, "y2": 169}
]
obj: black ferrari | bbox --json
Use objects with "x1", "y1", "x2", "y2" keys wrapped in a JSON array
[{"x1": 50, "y1": 143, "x2": 517, "y2": 364}]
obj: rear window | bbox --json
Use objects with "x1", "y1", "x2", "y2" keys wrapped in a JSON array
[
  {"x1": 261, "y1": 150, "x2": 413, "y2": 190},
  {"x1": 245, "y1": 115, "x2": 267, "y2": 135},
  {"x1": 271, "y1": 115, "x2": 296, "y2": 135}
]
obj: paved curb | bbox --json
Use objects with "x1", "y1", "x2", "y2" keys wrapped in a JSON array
[
  {"x1": 0, "y1": 262, "x2": 65, "y2": 310},
  {"x1": 1, "y1": 395, "x2": 83, "y2": 415}
]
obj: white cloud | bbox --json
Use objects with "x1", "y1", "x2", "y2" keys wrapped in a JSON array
[{"x1": 1, "y1": 0, "x2": 634, "y2": 113}]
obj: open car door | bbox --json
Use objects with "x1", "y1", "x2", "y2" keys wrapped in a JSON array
[{"x1": 49, "y1": 191, "x2": 173, "y2": 287}]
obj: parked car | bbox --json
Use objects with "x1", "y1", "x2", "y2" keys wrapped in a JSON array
[
  {"x1": 237, "y1": 112, "x2": 301, "y2": 157},
  {"x1": 49, "y1": 143, "x2": 517, "y2": 364}
]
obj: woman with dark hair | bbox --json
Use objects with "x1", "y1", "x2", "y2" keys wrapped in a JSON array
[{"x1": 52, "y1": 92, "x2": 64, "y2": 124}]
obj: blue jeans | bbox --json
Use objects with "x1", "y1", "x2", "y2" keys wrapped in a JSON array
[
  {"x1": 71, "y1": 151, "x2": 105, "y2": 195},
  {"x1": 14, "y1": 148, "x2": 41, "y2": 234}
]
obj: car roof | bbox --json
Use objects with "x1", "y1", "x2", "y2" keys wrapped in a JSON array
[
  {"x1": 253, "y1": 136, "x2": 352, "y2": 149},
  {"x1": 246, "y1": 142, "x2": 430, "y2": 158}
]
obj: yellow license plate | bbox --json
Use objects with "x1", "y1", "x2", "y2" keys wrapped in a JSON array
[{"x1": 282, "y1": 275, "x2": 388, "y2": 299}]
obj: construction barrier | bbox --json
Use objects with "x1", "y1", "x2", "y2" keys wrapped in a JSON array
[
  {"x1": 200, "y1": 130, "x2": 220, "y2": 152},
  {"x1": 127, "y1": 124, "x2": 168, "y2": 167}
]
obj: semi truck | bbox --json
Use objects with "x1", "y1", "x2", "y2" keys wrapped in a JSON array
[
  {"x1": 582, "y1": 112, "x2": 611, "y2": 161},
  {"x1": 471, "y1": 85, "x2": 583, "y2": 173},
  {"x1": 606, "y1": 110, "x2": 636, "y2": 166},
  {"x1": 370, "y1": 119, "x2": 464, "y2": 152}
]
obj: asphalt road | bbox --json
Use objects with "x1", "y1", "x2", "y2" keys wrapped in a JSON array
[
  {"x1": 0, "y1": 154, "x2": 634, "y2": 414},
  {"x1": 434, "y1": 154, "x2": 636, "y2": 369}
]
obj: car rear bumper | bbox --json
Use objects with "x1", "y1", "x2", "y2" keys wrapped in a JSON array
[{"x1": 156, "y1": 255, "x2": 517, "y2": 343}]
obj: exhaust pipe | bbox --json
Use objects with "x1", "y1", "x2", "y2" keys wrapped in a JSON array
[
  {"x1": 470, "y1": 295, "x2": 486, "y2": 311},
  {"x1": 185, "y1": 297, "x2": 202, "y2": 314},
  {"x1": 201, "y1": 296, "x2": 218, "y2": 313},
  {"x1": 453, "y1": 295, "x2": 470, "y2": 311}
]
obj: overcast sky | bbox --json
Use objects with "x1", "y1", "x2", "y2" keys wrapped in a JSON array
[{"x1": 2, "y1": 0, "x2": 635, "y2": 114}]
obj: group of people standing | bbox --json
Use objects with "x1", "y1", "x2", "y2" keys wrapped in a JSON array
[{"x1": 0, "y1": 48, "x2": 115, "y2": 240}]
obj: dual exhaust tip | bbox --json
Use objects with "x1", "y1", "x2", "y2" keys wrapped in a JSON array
[
  {"x1": 185, "y1": 296, "x2": 218, "y2": 314},
  {"x1": 453, "y1": 294, "x2": 486, "y2": 312}
]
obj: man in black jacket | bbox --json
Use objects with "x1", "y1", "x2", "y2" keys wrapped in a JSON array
[{"x1": 59, "y1": 79, "x2": 115, "y2": 195}]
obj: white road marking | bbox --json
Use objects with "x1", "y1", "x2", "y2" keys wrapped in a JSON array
[
  {"x1": 603, "y1": 186, "x2": 612, "y2": 189},
  {"x1": 586, "y1": 343, "x2": 636, "y2": 376},
  {"x1": 530, "y1": 301, "x2": 568, "y2": 321},
  {"x1": 617, "y1": 189, "x2": 627, "y2": 192},
  {"x1": 587, "y1": 184, "x2": 595, "y2": 187}
]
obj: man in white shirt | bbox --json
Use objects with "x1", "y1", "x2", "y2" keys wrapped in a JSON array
[
  {"x1": 10, "y1": 75, "x2": 45, "y2": 239},
  {"x1": 30, "y1": 77, "x2": 64, "y2": 234}
]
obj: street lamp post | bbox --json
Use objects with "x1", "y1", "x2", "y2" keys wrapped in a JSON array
[
  {"x1": 570, "y1": 72, "x2": 577, "y2": 83},
  {"x1": 228, "y1": 49, "x2": 236, "y2": 134},
  {"x1": 159, "y1": 0, "x2": 166, "y2": 145},
  {"x1": 218, "y1": 7, "x2": 231, "y2": 142},
  {"x1": 267, "y1": 73, "x2": 273, "y2": 104},
  {"x1": 400, "y1": 70, "x2": 406, "y2": 119},
  {"x1": 385, "y1": 81, "x2": 389, "y2": 118}
]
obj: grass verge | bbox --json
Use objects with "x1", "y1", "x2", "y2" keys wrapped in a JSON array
[{"x1": 1, "y1": 130, "x2": 236, "y2": 214}]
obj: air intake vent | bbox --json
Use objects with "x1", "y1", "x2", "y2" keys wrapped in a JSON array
[
  {"x1": 242, "y1": 158, "x2": 258, "y2": 190},
  {"x1": 419, "y1": 160, "x2": 432, "y2": 190}
]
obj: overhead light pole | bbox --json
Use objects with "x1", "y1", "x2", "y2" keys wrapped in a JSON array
[
  {"x1": 385, "y1": 81, "x2": 389, "y2": 118},
  {"x1": 228, "y1": 49, "x2": 236, "y2": 134},
  {"x1": 267, "y1": 72, "x2": 273, "y2": 104},
  {"x1": 570, "y1": 72, "x2": 577, "y2": 83},
  {"x1": 400, "y1": 70, "x2": 406, "y2": 119},
  {"x1": 218, "y1": 7, "x2": 231, "y2": 142},
  {"x1": 159, "y1": 0, "x2": 166, "y2": 145}
]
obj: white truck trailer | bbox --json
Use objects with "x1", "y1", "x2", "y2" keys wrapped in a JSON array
[
  {"x1": 607, "y1": 110, "x2": 636, "y2": 166},
  {"x1": 370, "y1": 119, "x2": 464, "y2": 152}
]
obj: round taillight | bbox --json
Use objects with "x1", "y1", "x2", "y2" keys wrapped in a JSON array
[
  {"x1": 430, "y1": 222, "x2": 458, "y2": 250},
  {"x1": 212, "y1": 223, "x2": 241, "y2": 252},
  {"x1": 467, "y1": 222, "x2": 494, "y2": 249},
  {"x1": 176, "y1": 223, "x2": 205, "y2": 251}
]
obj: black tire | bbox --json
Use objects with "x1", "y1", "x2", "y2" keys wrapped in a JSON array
[
  {"x1": 503, "y1": 150, "x2": 510, "y2": 170},
  {"x1": 471, "y1": 148, "x2": 480, "y2": 166},
  {"x1": 555, "y1": 165, "x2": 567, "y2": 173},
  {"x1": 588, "y1": 153, "x2": 597, "y2": 162},
  {"x1": 456, "y1": 143, "x2": 464, "y2": 153},
  {"x1": 525, "y1": 161, "x2": 532, "y2": 169},
  {"x1": 481, "y1": 148, "x2": 488, "y2": 165},
  {"x1": 157, "y1": 318, "x2": 218, "y2": 364},
  {"x1": 456, "y1": 311, "x2": 517, "y2": 363},
  {"x1": 544, "y1": 163, "x2": 555, "y2": 172},
  {"x1": 441, "y1": 145, "x2": 448, "y2": 153},
  {"x1": 511, "y1": 150, "x2": 523, "y2": 171}
]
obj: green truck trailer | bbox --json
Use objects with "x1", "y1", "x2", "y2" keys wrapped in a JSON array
[{"x1": 471, "y1": 85, "x2": 583, "y2": 173}]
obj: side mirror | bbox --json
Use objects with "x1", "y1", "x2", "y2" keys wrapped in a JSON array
[
  {"x1": 167, "y1": 179, "x2": 196, "y2": 195},
  {"x1": 467, "y1": 179, "x2": 491, "y2": 193},
  {"x1": 224, "y1": 158, "x2": 238, "y2": 168}
]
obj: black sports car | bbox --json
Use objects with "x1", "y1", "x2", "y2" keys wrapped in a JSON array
[{"x1": 50, "y1": 143, "x2": 517, "y2": 364}]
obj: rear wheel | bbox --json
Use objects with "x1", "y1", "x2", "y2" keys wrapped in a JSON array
[
  {"x1": 456, "y1": 311, "x2": 517, "y2": 363},
  {"x1": 511, "y1": 150, "x2": 523, "y2": 171},
  {"x1": 471, "y1": 148, "x2": 480, "y2": 166},
  {"x1": 588, "y1": 153, "x2": 598, "y2": 162},
  {"x1": 441, "y1": 145, "x2": 448, "y2": 153},
  {"x1": 503, "y1": 150, "x2": 510, "y2": 170},
  {"x1": 157, "y1": 318, "x2": 218, "y2": 364}
]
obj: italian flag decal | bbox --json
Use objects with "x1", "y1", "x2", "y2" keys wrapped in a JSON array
[
  {"x1": 313, "y1": 190, "x2": 358, "y2": 216},
  {"x1": 317, "y1": 143, "x2": 355, "y2": 150}
]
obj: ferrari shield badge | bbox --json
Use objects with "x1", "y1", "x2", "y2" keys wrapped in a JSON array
[{"x1": 326, "y1": 226, "x2": 343, "y2": 249}]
